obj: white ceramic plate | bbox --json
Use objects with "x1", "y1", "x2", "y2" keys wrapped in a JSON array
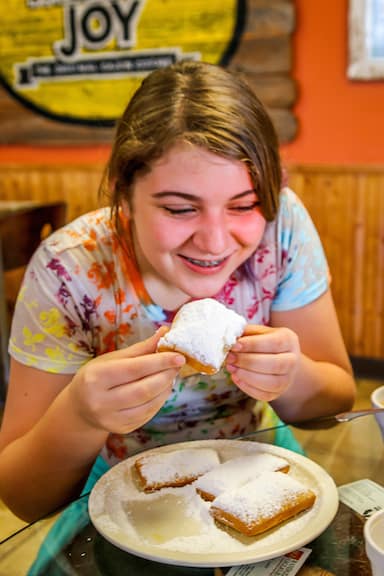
[{"x1": 88, "y1": 439, "x2": 339, "y2": 567}]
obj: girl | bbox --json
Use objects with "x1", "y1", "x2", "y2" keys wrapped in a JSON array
[{"x1": 0, "y1": 60, "x2": 355, "y2": 522}]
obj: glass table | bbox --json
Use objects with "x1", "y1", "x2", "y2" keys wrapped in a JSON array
[{"x1": 1, "y1": 414, "x2": 383, "y2": 576}]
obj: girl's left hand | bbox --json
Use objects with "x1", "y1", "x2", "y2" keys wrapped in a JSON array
[{"x1": 225, "y1": 325, "x2": 301, "y2": 401}]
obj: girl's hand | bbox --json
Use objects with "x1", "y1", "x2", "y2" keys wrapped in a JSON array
[
  {"x1": 225, "y1": 325, "x2": 300, "y2": 402},
  {"x1": 67, "y1": 328, "x2": 185, "y2": 435}
]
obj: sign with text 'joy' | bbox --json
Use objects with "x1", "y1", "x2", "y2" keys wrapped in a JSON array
[{"x1": 0, "y1": 0, "x2": 244, "y2": 125}]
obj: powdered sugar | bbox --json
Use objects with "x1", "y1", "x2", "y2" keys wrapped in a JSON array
[
  {"x1": 157, "y1": 298, "x2": 246, "y2": 371},
  {"x1": 195, "y1": 452, "x2": 289, "y2": 498},
  {"x1": 211, "y1": 471, "x2": 314, "y2": 524},
  {"x1": 136, "y1": 447, "x2": 220, "y2": 488}
]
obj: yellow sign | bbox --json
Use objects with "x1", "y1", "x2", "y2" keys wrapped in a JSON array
[{"x1": 0, "y1": 0, "x2": 244, "y2": 124}]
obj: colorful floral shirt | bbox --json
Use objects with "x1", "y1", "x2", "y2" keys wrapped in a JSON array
[{"x1": 9, "y1": 188, "x2": 329, "y2": 465}]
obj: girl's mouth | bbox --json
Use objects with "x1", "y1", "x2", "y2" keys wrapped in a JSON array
[{"x1": 179, "y1": 255, "x2": 228, "y2": 268}]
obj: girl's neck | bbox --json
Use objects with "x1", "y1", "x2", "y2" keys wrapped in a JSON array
[{"x1": 141, "y1": 271, "x2": 191, "y2": 311}]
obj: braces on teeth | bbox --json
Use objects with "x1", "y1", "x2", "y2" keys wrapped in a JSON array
[{"x1": 187, "y1": 258, "x2": 223, "y2": 267}]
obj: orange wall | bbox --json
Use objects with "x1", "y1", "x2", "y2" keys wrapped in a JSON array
[
  {"x1": 1, "y1": 0, "x2": 383, "y2": 166},
  {"x1": 281, "y1": 0, "x2": 384, "y2": 165}
]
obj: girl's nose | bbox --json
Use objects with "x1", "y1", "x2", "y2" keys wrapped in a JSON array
[{"x1": 192, "y1": 213, "x2": 230, "y2": 254}]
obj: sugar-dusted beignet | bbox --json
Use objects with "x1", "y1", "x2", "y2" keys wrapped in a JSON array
[
  {"x1": 210, "y1": 471, "x2": 316, "y2": 536},
  {"x1": 195, "y1": 453, "x2": 290, "y2": 501},
  {"x1": 157, "y1": 298, "x2": 246, "y2": 375},
  {"x1": 134, "y1": 448, "x2": 220, "y2": 493}
]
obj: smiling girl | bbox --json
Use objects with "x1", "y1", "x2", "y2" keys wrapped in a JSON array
[{"x1": 0, "y1": 61, "x2": 355, "y2": 522}]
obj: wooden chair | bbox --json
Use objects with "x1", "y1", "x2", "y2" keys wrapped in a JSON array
[{"x1": 0, "y1": 201, "x2": 67, "y2": 402}]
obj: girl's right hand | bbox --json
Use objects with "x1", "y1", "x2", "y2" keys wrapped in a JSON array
[{"x1": 67, "y1": 328, "x2": 185, "y2": 435}]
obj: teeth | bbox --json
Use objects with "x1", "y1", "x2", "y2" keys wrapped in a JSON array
[{"x1": 186, "y1": 257, "x2": 223, "y2": 267}]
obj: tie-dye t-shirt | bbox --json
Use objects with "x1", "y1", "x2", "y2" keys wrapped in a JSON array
[{"x1": 9, "y1": 188, "x2": 329, "y2": 465}]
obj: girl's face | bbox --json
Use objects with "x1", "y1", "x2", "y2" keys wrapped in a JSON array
[{"x1": 127, "y1": 143, "x2": 266, "y2": 309}]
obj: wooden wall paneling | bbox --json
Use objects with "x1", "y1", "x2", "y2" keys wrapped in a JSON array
[
  {"x1": 361, "y1": 175, "x2": 374, "y2": 357},
  {"x1": 349, "y1": 174, "x2": 362, "y2": 356},
  {"x1": 288, "y1": 170, "x2": 354, "y2": 354},
  {"x1": 362, "y1": 173, "x2": 384, "y2": 357},
  {"x1": 346, "y1": 173, "x2": 363, "y2": 356},
  {"x1": 0, "y1": 164, "x2": 104, "y2": 222},
  {"x1": 288, "y1": 165, "x2": 384, "y2": 360},
  {"x1": 376, "y1": 177, "x2": 384, "y2": 356}
]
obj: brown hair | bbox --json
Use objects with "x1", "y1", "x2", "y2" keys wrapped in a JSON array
[{"x1": 103, "y1": 60, "x2": 281, "y2": 225}]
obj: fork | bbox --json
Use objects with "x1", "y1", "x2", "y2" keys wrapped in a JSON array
[
  {"x1": 334, "y1": 407, "x2": 384, "y2": 422},
  {"x1": 294, "y1": 407, "x2": 384, "y2": 429}
]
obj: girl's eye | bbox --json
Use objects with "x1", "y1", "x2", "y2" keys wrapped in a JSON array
[
  {"x1": 230, "y1": 201, "x2": 261, "y2": 213},
  {"x1": 163, "y1": 206, "x2": 197, "y2": 215}
]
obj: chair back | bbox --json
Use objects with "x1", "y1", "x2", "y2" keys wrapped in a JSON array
[
  {"x1": 0, "y1": 201, "x2": 67, "y2": 401},
  {"x1": 0, "y1": 202, "x2": 67, "y2": 271}
]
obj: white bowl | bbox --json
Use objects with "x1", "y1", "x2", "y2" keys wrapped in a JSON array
[{"x1": 364, "y1": 508, "x2": 384, "y2": 575}]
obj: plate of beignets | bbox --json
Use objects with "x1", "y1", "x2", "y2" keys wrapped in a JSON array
[{"x1": 89, "y1": 439, "x2": 338, "y2": 567}]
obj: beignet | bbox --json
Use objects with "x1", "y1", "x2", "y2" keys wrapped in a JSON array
[
  {"x1": 157, "y1": 298, "x2": 246, "y2": 375},
  {"x1": 195, "y1": 453, "x2": 290, "y2": 501},
  {"x1": 210, "y1": 471, "x2": 316, "y2": 536},
  {"x1": 134, "y1": 447, "x2": 220, "y2": 492}
]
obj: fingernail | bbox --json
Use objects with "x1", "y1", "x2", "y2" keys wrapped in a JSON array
[
  {"x1": 226, "y1": 353, "x2": 236, "y2": 363},
  {"x1": 174, "y1": 354, "x2": 186, "y2": 366},
  {"x1": 231, "y1": 342, "x2": 242, "y2": 351}
]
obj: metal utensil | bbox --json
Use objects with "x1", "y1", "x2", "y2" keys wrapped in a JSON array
[
  {"x1": 294, "y1": 407, "x2": 384, "y2": 430},
  {"x1": 335, "y1": 407, "x2": 384, "y2": 422}
]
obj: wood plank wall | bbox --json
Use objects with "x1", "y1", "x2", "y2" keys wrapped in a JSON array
[
  {"x1": 287, "y1": 164, "x2": 384, "y2": 360},
  {"x1": 0, "y1": 162, "x2": 383, "y2": 359},
  {"x1": 0, "y1": 163, "x2": 104, "y2": 223}
]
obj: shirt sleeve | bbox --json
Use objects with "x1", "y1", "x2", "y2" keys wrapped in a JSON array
[
  {"x1": 271, "y1": 188, "x2": 330, "y2": 311},
  {"x1": 9, "y1": 241, "x2": 96, "y2": 374}
]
